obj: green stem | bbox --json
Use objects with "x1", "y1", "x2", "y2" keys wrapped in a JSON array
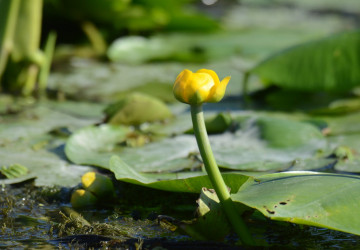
[
  {"x1": 0, "y1": 0, "x2": 20, "y2": 82},
  {"x1": 190, "y1": 104, "x2": 254, "y2": 246},
  {"x1": 38, "y1": 31, "x2": 57, "y2": 98}
]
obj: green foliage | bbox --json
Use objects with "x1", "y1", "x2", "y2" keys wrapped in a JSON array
[
  {"x1": 0, "y1": 164, "x2": 28, "y2": 179},
  {"x1": 104, "y1": 93, "x2": 172, "y2": 126},
  {"x1": 257, "y1": 117, "x2": 324, "y2": 148},
  {"x1": 177, "y1": 188, "x2": 231, "y2": 241},
  {"x1": 248, "y1": 30, "x2": 360, "y2": 92},
  {"x1": 0, "y1": 0, "x2": 54, "y2": 96},
  {"x1": 186, "y1": 113, "x2": 232, "y2": 134},
  {"x1": 109, "y1": 156, "x2": 251, "y2": 193},
  {"x1": 65, "y1": 124, "x2": 131, "y2": 168},
  {"x1": 232, "y1": 172, "x2": 360, "y2": 235},
  {"x1": 0, "y1": 103, "x2": 102, "y2": 186},
  {"x1": 44, "y1": 0, "x2": 218, "y2": 39}
]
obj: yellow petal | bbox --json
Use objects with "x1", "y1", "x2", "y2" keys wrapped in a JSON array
[
  {"x1": 207, "y1": 76, "x2": 231, "y2": 103},
  {"x1": 196, "y1": 69, "x2": 220, "y2": 86},
  {"x1": 187, "y1": 72, "x2": 214, "y2": 104},
  {"x1": 173, "y1": 69, "x2": 193, "y2": 103},
  {"x1": 173, "y1": 69, "x2": 225, "y2": 104}
]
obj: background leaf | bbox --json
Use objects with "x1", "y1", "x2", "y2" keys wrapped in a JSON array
[{"x1": 249, "y1": 31, "x2": 360, "y2": 92}]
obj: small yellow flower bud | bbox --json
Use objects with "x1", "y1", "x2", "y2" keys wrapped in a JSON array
[
  {"x1": 70, "y1": 189, "x2": 98, "y2": 208},
  {"x1": 81, "y1": 172, "x2": 115, "y2": 198},
  {"x1": 173, "y1": 69, "x2": 230, "y2": 105}
]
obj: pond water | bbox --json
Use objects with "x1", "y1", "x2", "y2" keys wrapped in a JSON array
[{"x1": 1, "y1": 182, "x2": 360, "y2": 249}]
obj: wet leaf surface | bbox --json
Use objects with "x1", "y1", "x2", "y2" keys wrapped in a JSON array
[{"x1": 232, "y1": 171, "x2": 360, "y2": 235}]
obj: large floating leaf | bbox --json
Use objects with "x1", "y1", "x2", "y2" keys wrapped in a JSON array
[
  {"x1": 0, "y1": 137, "x2": 93, "y2": 186},
  {"x1": 323, "y1": 112, "x2": 360, "y2": 135},
  {"x1": 0, "y1": 102, "x2": 103, "y2": 186},
  {"x1": 257, "y1": 117, "x2": 324, "y2": 148},
  {"x1": 65, "y1": 125, "x2": 131, "y2": 168},
  {"x1": 212, "y1": 116, "x2": 327, "y2": 171},
  {"x1": 66, "y1": 114, "x2": 330, "y2": 173},
  {"x1": 232, "y1": 171, "x2": 360, "y2": 235},
  {"x1": 248, "y1": 31, "x2": 360, "y2": 92},
  {"x1": 0, "y1": 105, "x2": 101, "y2": 143},
  {"x1": 65, "y1": 124, "x2": 198, "y2": 171},
  {"x1": 109, "y1": 156, "x2": 252, "y2": 193}
]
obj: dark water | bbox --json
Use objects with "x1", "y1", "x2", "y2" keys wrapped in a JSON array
[{"x1": 1, "y1": 183, "x2": 360, "y2": 249}]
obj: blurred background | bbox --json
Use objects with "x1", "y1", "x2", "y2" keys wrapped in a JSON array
[{"x1": 1, "y1": 0, "x2": 359, "y2": 107}]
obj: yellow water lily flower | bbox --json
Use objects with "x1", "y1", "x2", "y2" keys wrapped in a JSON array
[{"x1": 173, "y1": 69, "x2": 231, "y2": 105}]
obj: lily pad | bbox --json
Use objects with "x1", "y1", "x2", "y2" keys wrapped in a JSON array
[
  {"x1": 247, "y1": 31, "x2": 360, "y2": 92},
  {"x1": 232, "y1": 171, "x2": 360, "y2": 235},
  {"x1": 323, "y1": 112, "x2": 360, "y2": 135},
  {"x1": 66, "y1": 113, "x2": 332, "y2": 173},
  {"x1": 109, "y1": 156, "x2": 251, "y2": 193},
  {"x1": 65, "y1": 124, "x2": 198, "y2": 171},
  {"x1": 0, "y1": 105, "x2": 101, "y2": 143},
  {"x1": 0, "y1": 139, "x2": 93, "y2": 186},
  {"x1": 65, "y1": 125, "x2": 131, "y2": 168},
  {"x1": 257, "y1": 117, "x2": 325, "y2": 148}
]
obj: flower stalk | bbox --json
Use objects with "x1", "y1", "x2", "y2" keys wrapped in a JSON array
[{"x1": 190, "y1": 104, "x2": 254, "y2": 246}]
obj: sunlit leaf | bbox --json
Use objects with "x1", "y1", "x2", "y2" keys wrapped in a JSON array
[
  {"x1": 109, "y1": 156, "x2": 252, "y2": 193},
  {"x1": 232, "y1": 171, "x2": 360, "y2": 235},
  {"x1": 65, "y1": 124, "x2": 131, "y2": 168}
]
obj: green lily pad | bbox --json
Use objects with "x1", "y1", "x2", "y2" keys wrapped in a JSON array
[
  {"x1": 248, "y1": 31, "x2": 360, "y2": 92},
  {"x1": 66, "y1": 112, "x2": 332, "y2": 173},
  {"x1": 65, "y1": 124, "x2": 131, "y2": 168},
  {"x1": 323, "y1": 112, "x2": 360, "y2": 135},
  {"x1": 212, "y1": 121, "x2": 326, "y2": 171},
  {"x1": 232, "y1": 171, "x2": 360, "y2": 235},
  {"x1": 0, "y1": 139, "x2": 93, "y2": 186},
  {"x1": 335, "y1": 158, "x2": 360, "y2": 173},
  {"x1": 0, "y1": 102, "x2": 105, "y2": 186},
  {"x1": 257, "y1": 117, "x2": 325, "y2": 148},
  {"x1": 109, "y1": 156, "x2": 251, "y2": 193},
  {"x1": 310, "y1": 98, "x2": 360, "y2": 116},
  {"x1": 288, "y1": 158, "x2": 336, "y2": 172},
  {"x1": 0, "y1": 105, "x2": 101, "y2": 143},
  {"x1": 65, "y1": 124, "x2": 198, "y2": 171}
]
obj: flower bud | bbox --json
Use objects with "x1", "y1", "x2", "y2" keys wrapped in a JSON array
[
  {"x1": 71, "y1": 189, "x2": 98, "y2": 208},
  {"x1": 173, "y1": 69, "x2": 230, "y2": 105},
  {"x1": 81, "y1": 172, "x2": 115, "y2": 198}
]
